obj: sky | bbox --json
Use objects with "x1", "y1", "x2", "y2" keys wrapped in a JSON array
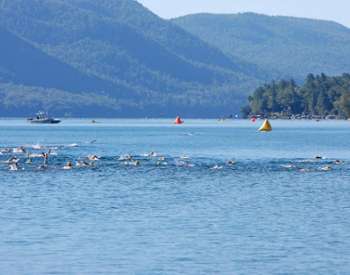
[{"x1": 137, "y1": 0, "x2": 350, "y2": 27}]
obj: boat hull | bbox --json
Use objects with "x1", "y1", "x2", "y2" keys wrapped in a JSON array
[{"x1": 29, "y1": 119, "x2": 61, "y2": 124}]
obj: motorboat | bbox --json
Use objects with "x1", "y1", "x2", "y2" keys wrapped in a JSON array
[{"x1": 27, "y1": 111, "x2": 61, "y2": 124}]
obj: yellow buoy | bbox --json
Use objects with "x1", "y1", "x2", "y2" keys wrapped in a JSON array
[{"x1": 258, "y1": 119, "x2": 272, "y2": 132}]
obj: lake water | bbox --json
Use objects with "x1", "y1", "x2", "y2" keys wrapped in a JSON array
[{"x1": 1, "y1": 119, "x2": 350, "y2": 274}]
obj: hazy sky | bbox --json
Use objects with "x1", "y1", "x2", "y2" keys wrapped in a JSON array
[{"x1": 137, "y1": 0, "x2": 350, "y2": 27}]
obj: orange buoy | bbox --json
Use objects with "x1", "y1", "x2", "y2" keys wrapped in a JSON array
[{"x1": 174, "y1": 116, "x2": 184, "y2": 125}]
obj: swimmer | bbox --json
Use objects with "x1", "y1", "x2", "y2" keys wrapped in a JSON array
[
  {"x1": 227, "y1": 160, "x2": 236, "y2": 166},
  {"x1": 281, "y1": 164, "x2": 294, "y2": 169},
  {"x1": 131, "y1": 160, "x2": 140, "y2": 166},
  {"x1": 321, "y1": 166, "x2": 332, "y2": 172},
  {"x1": 0, "y1": 148, "x2": 11, "y2": 154},
  {"x1": 180, "y1": 155, "x2": 190, "y2": 160},
  {"x1": 28, "y1": 153, "x2": 43, "y2": 158},
  {"x1": 118, "y1": 154, "x2": 132, "y2": 161},
  {"x1": 47, "y1": 149, "x2": 56, "y2": 156},
  {"x1": 25, "y1": 153, "x2": 33, "y2": 164},
  {"x1": 42, "y1": 152, "x2": 49, "y2": 166},
  {"x1": 314, "y1": 156, "x2": 323, "y2": 160},
  {"x1": 13, "y1": 146, "x2": 26, "y2": 154},
  {"x1": 149, "y1": 152, "x2": 159, "y2": 157},
  {"x1": 32, "y1": 144, "x2": 44, "y2": 150},
  {"x1": 88, "y1": 155, "x2": 100, "y2": 161},
  {"x1": 334, "y1": 160, "x2": 343, "y2": 165},
  {"x1": 123, "y1": 160, "x2": 139, "y2": 166},
  {"x1": 9, "y1": 162, "x2": 19, "y2": 171},
  {"x1": 156, "y1": 161, "x2": 168, "y2": 166},
  {"x1": 63, "y1": 161, "x2": 73, "y2": 170},
  {"x1": 37, "y1": 164, "x2": 48, "y2": 170},
  {"x1": 210, "y1": 165, "x2": 223, "y2": 170},
  {"x1": 76, "y1": 160, "x2": 91, "y2": 168},
  {"x1": 26, "y1": 158, "x2": 32, "y2": 164},
  {"x1": 176, "y1": 161, "x2": 194, "y2": 168},
  {"x1": 6, "y1": 156, "x2": 19, "y2": 164},
  {"x1": 67, "y1": 143, "x2": 79, "y2": 148}
]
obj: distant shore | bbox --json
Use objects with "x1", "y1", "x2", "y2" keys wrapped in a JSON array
[{"x1": 249, "y1": 114, "x2": 348, "y2": 121}]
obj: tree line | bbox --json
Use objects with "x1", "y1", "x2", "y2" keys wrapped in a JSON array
[{"x1": 243, "y1": 73, "x2": 350, "y2": 118}]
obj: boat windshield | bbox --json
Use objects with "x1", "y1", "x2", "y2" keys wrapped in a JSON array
[{"x1": 36, "y1": 112, "x2": 48, "y2": 119}]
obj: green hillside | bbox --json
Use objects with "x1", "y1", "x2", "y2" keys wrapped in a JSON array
[
  {"x1": 173, "y1": 13, "x2": 350, "y2": 80},
  {"x1": 0, "y1": 27, "x2": 131, "y2": 96},
  {"x1": 0, "y1": 0, "x2": 262, "y2": 117},
  {"x1": 2, "y1": 2, "x2": 349, "y2": 117}
]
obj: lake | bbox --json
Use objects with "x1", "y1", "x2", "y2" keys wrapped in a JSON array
[{"x1": 1, "y1": 119, "x2": 350, "y2": 274}]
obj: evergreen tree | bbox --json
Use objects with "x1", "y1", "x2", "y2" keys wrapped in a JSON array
[{"x1": 245, "y1": 73, "x2": 350, "y2": 118}]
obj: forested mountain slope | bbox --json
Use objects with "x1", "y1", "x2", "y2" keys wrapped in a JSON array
[
  {"x1": 174, "y1": 13, "x2": 350, "y2": 80},
  {"x1": 0, "y1": 0, "x2": 263, "y2": 117}
]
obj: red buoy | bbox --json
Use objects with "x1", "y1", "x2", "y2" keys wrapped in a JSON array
[{"x1": 174, "y1": 116, "x2": 184, "y2": 125}]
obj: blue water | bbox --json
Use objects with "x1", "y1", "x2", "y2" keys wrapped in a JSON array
[{"x1": 1, "y1": 119, "x2": 350, "y2": 274}]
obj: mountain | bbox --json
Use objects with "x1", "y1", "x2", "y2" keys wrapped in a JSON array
[
  {"x1": 173, "y1": 13, "x2": 350, "y2": 81},
  {"x1": 0, "y1": 0, "x2": 262, "y2": 118},
  {"x1": 0, "y1": 27, "x2": 131, "y2": 95},
  {"x1": 3, "y1": 2, "x2": 349, "y2": 118}
]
